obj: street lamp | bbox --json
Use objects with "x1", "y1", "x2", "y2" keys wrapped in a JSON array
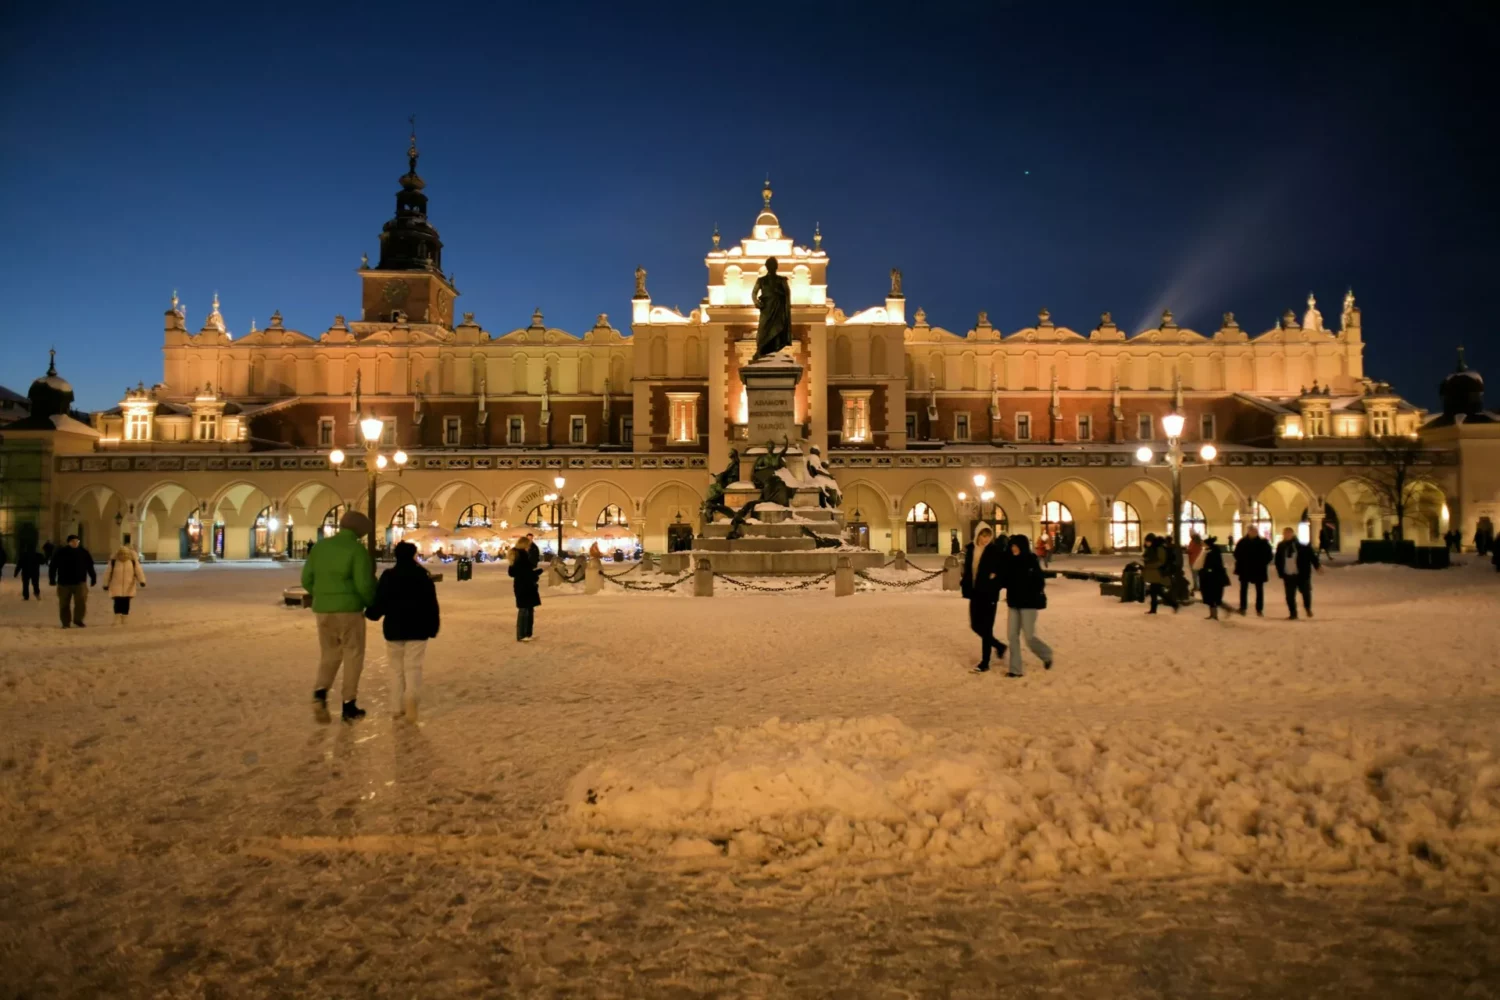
[
  {"x1": 546, "y1": 475, "x2": 567, "y2": 555},
  {"x1": 1135, "y1": 411, "x2": 1215, "y2": 545},
  {"x1": 328, "y1": 414, "x2": 407, "y2": 561}
]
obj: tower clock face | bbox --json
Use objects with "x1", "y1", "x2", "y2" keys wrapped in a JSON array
[{"x1": 382, "y1": 280, "x2": 409, "y2": 305}]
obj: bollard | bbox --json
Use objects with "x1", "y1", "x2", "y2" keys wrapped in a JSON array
[
  {"x1": 942, "y1": 554, "x2": 961, "y2": 591},
  {"x1": 894, "y1": 550, "x2": 908, "y2": 572},
  {"x1": 641, "y1": 551, "x2": 655, "y2": 573},
  {"x1": 835, "y1": 555, "x2": 854, "y2": 597},
  {"x1": 543, "y1": 560, "x2": 558, "y2": 588},
  {"x1": 584, "y1": 556, "x2": 603, "y2": 595},
  {"x1": 693, "y1": 557, "x2": 714, "y2": 597}
]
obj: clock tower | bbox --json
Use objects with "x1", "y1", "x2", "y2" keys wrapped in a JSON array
[{"x1": 359, "y1": 122, "x2": 458, "y2": 326}]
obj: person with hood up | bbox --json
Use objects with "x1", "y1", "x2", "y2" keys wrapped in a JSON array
[
  {"x1": 961, "y1": 525, "x2": 1008, "y2": 673},
  {"x1": 1195, "y1": 536, "x2": 1230, "y2": 620},
  {"x1": 365, "y1": 541, "x2": 440, "y2": 723},
  {"x1": 999, "y1": 534, "x2": 1053, "y2": 677},
  {"x1": 15, "y1": 544, "x2": 46, "y2": 600},
  {"x1": 509, "y1": 536, "x2": 544, "y2": 642},
  {"x1": 49, "y1": 534, "x2": 96, "y2": 628},
  {"x1": 1141, "y1": 534, "x2": 1177, "y2": 614},
  {"x1": 302, "y1": 509, "x2": 378, "y2": 722},
  {"x1": 104, "y1": 543, "x2": 147, "y2": 623}
]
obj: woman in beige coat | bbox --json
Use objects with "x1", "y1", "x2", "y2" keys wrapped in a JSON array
[{"x1": 105, "y1": 545, "x2": 147, "y2": 623}]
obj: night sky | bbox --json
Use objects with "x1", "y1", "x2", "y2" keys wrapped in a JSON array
[{"x1": 3, "y1": 3, "x2": 1494, "y2": 411}]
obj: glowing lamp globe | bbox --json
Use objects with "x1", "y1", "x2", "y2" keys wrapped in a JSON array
[
  {"x1": 375, "y1": 454, "x2": 389, "y2": 470},
  {"x1": 393, "y1": 450, "x2": 408, "y2": 467},
  {"x1": 981, "y1": 490, "x2": 995, "y2": 502},
  {"x1": 972, "y1": 473, "x2": 987, "y2": 489},
  {"x1": 328, "y1": 448, "x2": 346, "y2": 466},
  {"x1": 1162, "y1": 413, "x2": 1186, "y2": 439},
  {"x1": 957, "y1": 491, "x2": 967, "y2": 502},
  {"x1": 360, "y1": 416, "x2": 384, "y2": 444},
  {"x1": 1135, "y1": 446, "x2": 1154, "y2": 463},
  {"x1": 553, "y1": 475, "x2": 566, "y2": 490},
  {"x1": 1200, "y1": 443, "x2": 1218, "y2": 462}
]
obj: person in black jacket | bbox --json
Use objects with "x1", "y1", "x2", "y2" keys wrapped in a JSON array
[
  {"x1": 1232, "y1": 526, "x2": 1273, "y2": 616},
  {"x1": 1197, "y1": 537, "x2": 1230, "y2": 620},
  {"x1": 365, "y1": 541, "x2": 440, "y2": 722},
  {"x1": 961, "y1": 526, "x2": 1008, "y2": 673},
  {"x1": 509, "y1": 537, "x2": 544, "y2": 642},
  {"x1": 1274, "y1": 527, "x2": 1321, "y2": 619},
  {"x1": 15, "y1": 545, "x2": 45, "y2": 600},
  {"x1": 999, "y1": 535, "x2": 1053, "y2": 678},
  {"x1": 48, "y1": 535, "x2": 96, "y2": 628}
]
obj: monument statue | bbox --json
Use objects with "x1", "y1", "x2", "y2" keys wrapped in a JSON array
[
  {"x1": 889, "y1": 267, "x2": 903, "y2": 297},
  {"x1": 633, "y1": 266, "x2": 648, "y2": 299},
  {"x1": 805, "y1": 446, "x2": 842, "y2": 509},
  {"x1": 750, "y1": 437, "x2": 795, "y2": 507},
  {"x1": 702, "y1": 449, "x2": 742, "y2": 525},
  {"x1": 1341, "y1": 289, "x2": 1356, "y2": 330},
  {"x1": 1303, "y1": 293, "x2": 1324, "y2": 332},
  {"x1": 752, "y1": 258, "x2": 793, "y2": 359}
]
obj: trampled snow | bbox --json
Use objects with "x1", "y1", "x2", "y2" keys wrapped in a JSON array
[{"x1": 2, "y1": 555, "x2": 1499, "y2": 996}]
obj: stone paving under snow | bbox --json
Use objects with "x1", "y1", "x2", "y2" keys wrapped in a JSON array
[{"x1": 1, "y1": 557, "x2": 1498, "y2": 997}]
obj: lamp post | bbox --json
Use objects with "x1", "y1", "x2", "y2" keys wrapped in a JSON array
[
  {"x1": 1135, "y1": 411, "x2": 1216, "y2": 545},
  {"x1": 543, "y1": 475, "x2": 566, "y2": 556},
  {"x1": 327, "y1": 414, "x2": 407, "y2": 562}
]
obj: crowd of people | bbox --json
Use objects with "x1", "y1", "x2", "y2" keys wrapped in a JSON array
[{"x1": 0, "y1": 535, "x2": 149, "y2": 627}]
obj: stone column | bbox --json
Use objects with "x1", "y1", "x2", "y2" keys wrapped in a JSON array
[
  {"x1": 693, "y1": 556, "x2": 714, "y2": 597},
  {"x1": 1098, "y1": 494, "x2": 1115, "y2": 554},
  {"x1": 835, "y1": 555, "x2": 854, "y2": 597}
]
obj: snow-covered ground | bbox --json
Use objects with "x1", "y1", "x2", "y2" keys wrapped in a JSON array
[{"x1": 2, "y1": 559, "x2": 1498, "y2": 997}]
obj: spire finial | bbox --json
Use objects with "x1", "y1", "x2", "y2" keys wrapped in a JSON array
[
  {"x1": 171, "y1": 289, "x2": 179, "y2": 311},
  {"x1": 1457, "y1": 344, "x2": 1468, "y2": 372},
  {"x1": 711, "y1": 223, "x2": 720, "y2": 250},
  {"x1": 762, "y1": 175, "x2": 772, "y2": 209},
  {"x1": 407, "y1": 114, "x2": 419, "y2": 172},
  {"x1": 813, "y1": 221, "x2": 822, "y2": 250},
  {"x1": 48, "y1": 347, "x2": 56, "y2": 376}
]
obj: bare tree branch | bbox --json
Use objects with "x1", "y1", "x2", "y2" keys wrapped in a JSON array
[{"x1": 1352, "y1": 435, "x2": 1442, "y2": 542}]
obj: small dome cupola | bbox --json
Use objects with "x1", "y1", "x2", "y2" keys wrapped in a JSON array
[
  {"x1": 375, "y1": 117, "x2": 444, "y2": 272},
  {"x1": 27, "y1": 349, "x2": 75, "y2": 420},
  {"x1": 1439, "y1": 345, "x2": 1485, "y2": 417}
]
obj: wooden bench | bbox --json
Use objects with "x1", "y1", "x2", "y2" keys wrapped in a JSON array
[{"x1": 282, "y1": 587, "x2": 312, "y2": 608}]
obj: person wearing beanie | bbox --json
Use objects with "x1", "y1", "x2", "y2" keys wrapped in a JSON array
[
  {"x1": 301, "y1": 509, "x2": 378, "y2": 722},
  {"x1": 365, "y1": 541, "x2": 440, "y2": 723}
]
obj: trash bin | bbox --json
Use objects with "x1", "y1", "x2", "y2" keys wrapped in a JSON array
[
  {"x1": 1120, "y1": 561, "x2": 1145, "y2": 603},
  {"x1": 456, "y1": 557, "x2": 473, "y2": 582}
]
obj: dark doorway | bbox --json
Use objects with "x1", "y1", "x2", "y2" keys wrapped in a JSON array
[{"x1": 667, "y1": 524, "x2": 694, "y2": 552}]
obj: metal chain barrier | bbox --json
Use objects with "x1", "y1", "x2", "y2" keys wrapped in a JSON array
[
  {"x1": 600, "y1": 561, "x2": 642, "y2": 580},
  {"x1": 712, "y1": 571, "x2": 836, "y2": 592},
  {"x1": 601, "y1": 570, "x2": 695, "y2": 592},
  {"x1": 854, "y1": 567, "x2": 946, "y2": 589}
]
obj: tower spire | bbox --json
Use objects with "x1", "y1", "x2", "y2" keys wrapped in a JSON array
[
  {"x1": 762, "y1": 175, "x2": 773, "y2": 209},
  {"x1": 48, "y1": 347, "x2": 56, "y2": 376},
  {"x1": 407, "y1": 114, "x2": 419, "y2": 174}
]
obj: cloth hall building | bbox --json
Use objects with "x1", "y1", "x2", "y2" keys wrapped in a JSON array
[{"x1": 3, "y1": 142, "x2": 1497, "y2": 562}]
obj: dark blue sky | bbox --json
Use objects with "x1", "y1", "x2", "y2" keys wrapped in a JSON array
[{"x1": 3, "y1": 2, "x2": 1494, "y2": 410}]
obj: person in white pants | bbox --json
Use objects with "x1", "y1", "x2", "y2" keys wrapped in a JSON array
[{"x1": 364, "y1": 542, "x2": 441, "y2": 722}]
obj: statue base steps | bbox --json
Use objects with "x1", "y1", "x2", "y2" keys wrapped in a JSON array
[{"x1": 690, "y1": 549, "x2": 885, "y2": 576}]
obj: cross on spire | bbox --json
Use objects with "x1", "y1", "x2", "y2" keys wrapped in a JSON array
[{"x1": 407, "y1": 114, "x2": 419, "y2": 172}]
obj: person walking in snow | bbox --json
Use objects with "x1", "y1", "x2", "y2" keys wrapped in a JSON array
[
  {"x1": 999, "y1": 535, "x2": 1052, "y2": 677},
  {"x1": 1233, "y1": 525, "x2": 1273, "y2": 617},
  {"x1": 48, "y1": 535, "x2": 96, "y2": 628},
  {"x1": 962, "y1": 525, "x2": 1008, "y2": 673},
  {"x1": 1141, "y1": 534, "x2": 1177, "y2": 614},
  {"x1": 1197, "y1": 536, "x2": 1230, "y2": 620},
  {"x1": 365, "y1": 541, "x2": 440, "y2": 723},
  {"x1": 302, "y1": 509, "x2": 378, "y2": 722},
  {"x1": 1186, "y1": 532, "x2": 1204, "y2": 594},
  {"x1": 104, "y1": 543, "x2": 147, "y2": 623},
  {"x1": 1274, "y1": 526, "x2": 1320, "y2": 620},
  {"x1": 15, "y1": 544, "x2": 45, "y2": 600},
  {"x1": 1319, "y1": 520, "x2": 1339, "y2": 561},
  {"x1": 508, "y1": 536, "x2": 543, "y2": 642}
]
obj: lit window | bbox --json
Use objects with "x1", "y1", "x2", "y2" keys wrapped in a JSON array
[
  {"x1": 905, "y1": 413, "x2": 917, "y2": 438},
  {"x1": 954, "y1": 412, "x2": 970, "y2": 441},
  {"x1": 196, "y1": 413, "x2": 218, "y2": 441},
  {"x1": 570, "y1": 415, "x2": 586, "y2": 445},
  {"x1": 1015, "y1": 413, "x2": 1032, "y2": 441},
  {"x1": 382, "y1": 420, "x2": 397, "y2": 447},
  {"x1": 1179, "y1": 500, "x2": 1207, "y2": 545},
  {"x1": 318, "y1": 417, "x2": 334, "y2": 448},
  {"x1": 443, "y1": 417, "x2": 460, "y2": 446},
  {"x1": 457, "y1": 503, "x2": 490, "y2": 528},
  {"x1": 621, "y1": 416, "x2": 633, "y2": 447},
  {"x1": 125, "y1": 410, "x2": 151, "y2": 441},
  {"x1": 597, "y1": 503, "x2": 628, "y2": 527},
  {"x1": 666, "y1": 392, "x2": 699, "y2": 444},
  {"x1": 1040, "y1": 500, "x2": 1072, "y2": 537},
  {"x1": 1306, "y1": 410, "x2": 1326, "y2": 437},
  {"x1": 1077, "y1": 414, "x2": 1092, "y2": 441},
  {"x1": 1235, "y1": 501, "x2": 1274, "y2": 540},
  {"x1": 1111, "y1": 500, "x2": 1141, "y2": 550},
  {"x1": 1200, "y1": 414, "x2": 1215, "y2": 440},
  {"x1": 508, "y1": 416, "x2": 524, "y2": 445},
  {"x1": 1371, "y1": 411, "x2": 1391, "y2": 437},
  {"x1": 1137, "y1": 413, "x2": 1153, "y2": 440},
  {"x1": 906, "y1": 502, "x2": 936, "y2": 523},
  {"x1": 840, "y1": 390, "x2": 873, "y2": 444}
]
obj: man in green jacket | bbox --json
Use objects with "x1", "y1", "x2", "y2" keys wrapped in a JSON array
[{"x1": 302, "y1": 510, "x2": 378, "y2": 722}]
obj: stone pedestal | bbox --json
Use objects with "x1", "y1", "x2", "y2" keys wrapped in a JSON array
[
  {"x1": 835, "y1": 555, "x2": 854, "y2": 597},
  {"x1": 693, "y1": 557, "x2": 714, "y2": 597},
  {"x1": 942, "y1": 555, "x2": 961, "y2": 591},
  {"x1": 584, "y1": 557, "x2": 602, "y2": 595}
]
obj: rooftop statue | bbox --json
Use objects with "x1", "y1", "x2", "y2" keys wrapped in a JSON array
[
  {"x1": 752, "y1": 257, "x2": 793, "y2": 359},
  {"x1": 1303, "y1": 293, "x2": 1324, "y2": 332}
]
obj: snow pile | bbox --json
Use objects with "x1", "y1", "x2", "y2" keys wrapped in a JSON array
[{"x1": 565, "y1": 715, "x2": 1500, "y2": 883}]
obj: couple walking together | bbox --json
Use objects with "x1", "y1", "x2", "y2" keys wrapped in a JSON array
[{"x1": 961, "y1": 528, "x2": 1053, "y2": 676}]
